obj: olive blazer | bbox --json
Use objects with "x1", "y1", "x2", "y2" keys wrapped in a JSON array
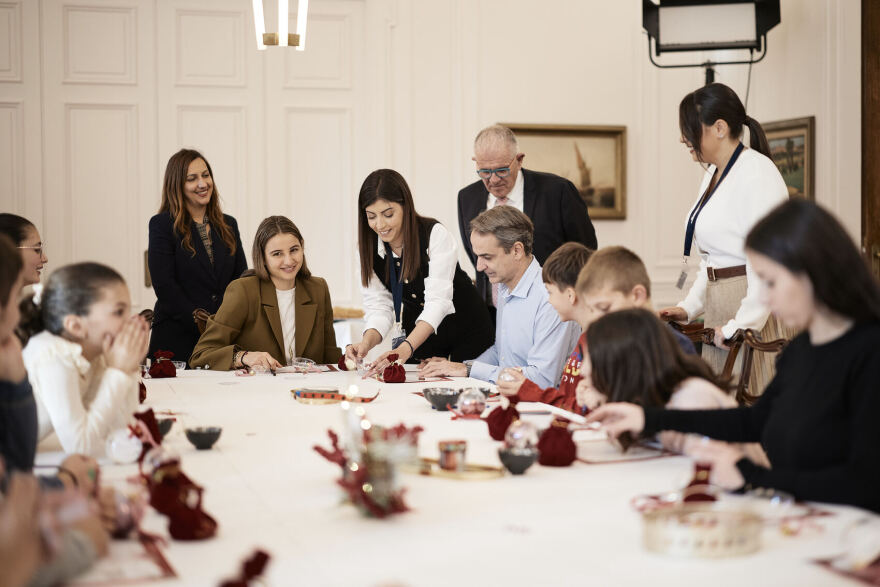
[{"x1": 190, "y1": 274, "x2": 341, "y2": 370}]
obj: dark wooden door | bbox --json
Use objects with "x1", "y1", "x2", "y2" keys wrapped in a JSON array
[{"x1": 865, "y1": 0, "x2": 880, "y2": 279}]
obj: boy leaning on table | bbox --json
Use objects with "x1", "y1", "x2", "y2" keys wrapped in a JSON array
[{"x1": 496, "y1": 245, "x2": 697, "y2": 411}]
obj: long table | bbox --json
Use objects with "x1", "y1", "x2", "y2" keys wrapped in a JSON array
[{"x1": 62, "y1": 368, "x2": 871, "y2": 585}]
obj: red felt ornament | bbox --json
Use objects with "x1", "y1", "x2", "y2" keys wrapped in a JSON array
[
  {"x1": 682, "y1": 462, "x2": 717, "y2": 503},
  {"x1": 337, "y1": 355, "x2": 349, "y2": 371},
  {"x1": 219, "y1": 549, "x2": 271, "y2": 587},
  {"x1": 141, "y1": 450, "x2": 217, "y2": 541},
  {"x1": 148, "y1": 350, "x2": 177, "y2": 379},
  {"x1": 484, "y1": 400, "x2": 520, "y2": 441},
  {"x1": 381, "y1": 353, "x2": 405, "y2": 383},
  {"x1": 131, "y1": 408, "x2": 162, "y2": 462},
  {"x1": 138, "y1": 380, "x2": 147, "y2": 403},
  {"x1": 537, "y1": 419, "x2": 577, "y2": 466}
]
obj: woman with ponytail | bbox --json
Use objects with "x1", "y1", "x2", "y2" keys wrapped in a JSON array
[{"x1": 659, "y1": 83, "x2": 792, "y2": 396}]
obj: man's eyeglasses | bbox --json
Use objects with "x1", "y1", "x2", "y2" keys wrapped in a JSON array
[
  {"x1": 476, "y1": 156, "x2": 518, "y2": 180},
  {"x1": 18, "y1": 245, "x2": 44, "y2": 257}
]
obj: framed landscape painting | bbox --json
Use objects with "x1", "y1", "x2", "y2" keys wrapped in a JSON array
[
  {"x1": 503, "y1": 123, "x2": 627, "y2": 219},
  {"x1": 763, "y1": 116, "x2": 815, "y2": 200}
]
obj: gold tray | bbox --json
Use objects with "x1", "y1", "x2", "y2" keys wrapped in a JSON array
[
  {"x1": 643, "y1": 504, "x2": 762, "y2": 558},
  {"x1": 400, "y1": 458, "x2": 504, "y2": 480}
]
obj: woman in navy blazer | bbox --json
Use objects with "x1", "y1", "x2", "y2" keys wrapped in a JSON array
[{"x1": 148, "y1": 149, "x2": 247, "y2": 365}]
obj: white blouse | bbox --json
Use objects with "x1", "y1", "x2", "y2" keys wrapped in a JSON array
[
  {"x1": 276, "y1": 287, "x2": 296, "y2": 363},
  {"x1": 22, "y1": 331, "x2": 139, "y2": 456},
  {"x1": 362, "y1": 222, "x2": 457, "y2": 338},
  {"x1": 677, "y1": 148, "x2": 789, "y2": 338}
]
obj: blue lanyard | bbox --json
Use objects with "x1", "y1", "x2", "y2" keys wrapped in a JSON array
[
  {"x1": 683, "y1": 142, "x2": 744, "y2": 257},
  {"x1": 385, "y1": 245, "x2": 403, "y2": 323}
]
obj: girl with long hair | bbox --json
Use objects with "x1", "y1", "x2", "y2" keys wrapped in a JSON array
[
  {"x1": 190, "y1": 216, "x2": 340, "y2": 370},
  {"x1": 0, "y1": 213, "x2": 48, "y2": 287},
  {"x1": 147, "y1": 149, "x2": 247, "y2": 366}
]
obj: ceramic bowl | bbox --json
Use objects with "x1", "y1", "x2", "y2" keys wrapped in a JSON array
[
  {"x1": 422, "y1": 387, "x2": 462, "y2": 411},
  {"x1": 156, "y1": 418, "x2": 174, "y2": 439},
  {"x1": 498, "y1": 447, "x2": 539, "y2": 475},
  {"x1": 185, "y1": 426, "x2": 222, "y2": 450}
]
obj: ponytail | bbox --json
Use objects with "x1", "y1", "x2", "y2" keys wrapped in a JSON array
[
  {"x1": 15, "y1": 292, "x2": 43, "y2": 345},
  {"x1": 17, "y1": 262, "x2": 125, "y2": 346},
  {"x1": 743, "y1": 115, "x2": 771, "y2": 158}
]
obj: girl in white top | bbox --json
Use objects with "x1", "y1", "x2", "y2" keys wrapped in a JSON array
[
  {"x1": 20, "y1": 262, "x2": 149, "y2": 456},
  {"x1": 659, "y1": 83, "x2": 790, "y2": 395},
  {"x1": 577, "y1": 308, "x2": 765, "y2": 461}
]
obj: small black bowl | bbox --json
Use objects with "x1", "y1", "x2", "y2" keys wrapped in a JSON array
[
  {"x1": 156, "y1": 418, "x2": 174, "y2": 439},
  {"x1": 422, "y1": 387, "x2": 462, "y2": 411},
  {"x1": 185, "y1": 427, "x2": 222, "y2": 450},
  {"x1": 498, "y1": 447, "x2": 539, "y2": 475}
]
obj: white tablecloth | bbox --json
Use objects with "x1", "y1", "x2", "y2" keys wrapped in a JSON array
[{"x1": 58, "y1": 370, "x2": 869, "y2": 586}]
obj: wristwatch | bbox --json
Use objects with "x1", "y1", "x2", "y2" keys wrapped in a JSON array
[{"x1": 464, "y1": 360, "x2": 474, "y2": 378}]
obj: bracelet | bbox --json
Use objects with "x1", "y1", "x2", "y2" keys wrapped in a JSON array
[
  {"x1": 240, "y1": 351, "x2": 248, "y2": 368},
  {"x1": 401, "y1": 340, "x2": 415, "y2": 356},
  {"x1": 56, "y1": 466, "x2": 78, "y2": 488}
]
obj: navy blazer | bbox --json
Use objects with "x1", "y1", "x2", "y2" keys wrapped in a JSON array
[
  {"x1": 147, "y1": 211, "x2": 247, "y2": 364},
  {"x1": 457, "y1": 168, "x2": 598, "y2": 306}
]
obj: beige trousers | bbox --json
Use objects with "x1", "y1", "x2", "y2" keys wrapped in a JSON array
[{"x1": 702, "y1": 275, "x2": 797, "y2": 397}]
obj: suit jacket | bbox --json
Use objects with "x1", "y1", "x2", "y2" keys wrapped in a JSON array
[
  {"x1": 147, "y1": 211, "x2": 247, "y2": 364},
  {"x1": 457, "y1": 168, "x2": 598, "y2": 305},
  {"x1": 189, "y1": 275, "x2": 341, "y2": 370}
]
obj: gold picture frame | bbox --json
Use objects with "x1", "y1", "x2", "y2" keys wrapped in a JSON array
[
  {"x1": 503, "y1": 123, "x2": 627, "y2": 219},
  {"x1": 763, "y1": 116, "x2": 815, "y2": 200}
]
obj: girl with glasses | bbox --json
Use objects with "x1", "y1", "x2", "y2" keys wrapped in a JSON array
[{"x1": 0, "y1": 213, "x2": 48, "y2": 287}]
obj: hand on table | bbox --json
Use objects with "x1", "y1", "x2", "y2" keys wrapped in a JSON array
[
  {"x1": 418, "y1": 359, "x2": 466, "y2": 378},
  {"x1": 496, "y1": 369, "x2": 525, "y2": 396},
  {"x1": 344, "y1": 341, "x2": 372, "y2": 363},
  {"x1": 683, "y1": 437, "x2": 746, "y2": 490},
  {"x1": 58, "y1": 454, "x2": 99, "y2": 497},
  {"x1": 364, "y1": 345, "x2": 412, "y2": 379},
  {"x1": 242, "y1": 352, "x2": 282, "y2": 371},
  {"x1": 585, "y1": 403, "x2": 645, "y2": 439}
]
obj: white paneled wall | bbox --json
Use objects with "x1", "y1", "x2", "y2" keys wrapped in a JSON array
[{"x1": 0, "y1": 0, "x2": 861, "y2": 313}]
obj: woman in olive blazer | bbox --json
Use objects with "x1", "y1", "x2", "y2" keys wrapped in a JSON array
[{"x1": 190, "y1": 216, "x2": 341, "y2": 370}]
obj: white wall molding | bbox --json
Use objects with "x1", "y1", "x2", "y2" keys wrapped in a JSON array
[
  {"x1": 0, "y1": 1, "x2": 22, "y2": 82},
  {"x1": 174, "y1": 8, "x2": 245, "y2": 88},
  {"x1": 62, "y1": 4, "x2": 137, "y2": 85},
  {"x1": 0, "y1": 100, "x2": 23, "y2": 210}
]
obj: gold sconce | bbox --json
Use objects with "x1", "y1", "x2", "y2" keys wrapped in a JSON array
[{"x1": 252, "y1": 0, "x2": 309, "y2": 51}]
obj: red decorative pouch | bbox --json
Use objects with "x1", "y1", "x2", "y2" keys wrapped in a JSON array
[
  {"x1": 148, "y1": 350, "x2": 177, "y2": 379},
  {"x1": 337, "y1": 355, "x2": 349, "y2": 371},
  {"x1": 537, "y1": 419, "x2": 576, "y2": 466},
  {"x1": 382, "y1": 354, "x2": 405, "y2": 383},
  {"x1": 484, "y1": 402, "x2": 520, "y2": 441}
]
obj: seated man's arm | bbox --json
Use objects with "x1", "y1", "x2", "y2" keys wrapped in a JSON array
[{"x1": 519, "y1": 303, "x2": 577, "y2": 389}]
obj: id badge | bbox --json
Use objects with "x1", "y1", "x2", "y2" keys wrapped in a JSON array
[
  {"x1": 675, "y1": 258, "x2": 694, "y2": 290},
  {"x1": 390, "y1": 322, "x2": 407, "y2": 350}
]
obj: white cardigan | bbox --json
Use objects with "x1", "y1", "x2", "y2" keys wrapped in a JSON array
[
  {"x1": 22, "y1": 331, "x2": 139, "y2": 456},
  {"x1": 677, "y1": 148, "x2": 789, "y2": 339}
]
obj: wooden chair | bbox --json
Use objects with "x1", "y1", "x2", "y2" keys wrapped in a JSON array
[
  {"x1": 192, "y1": 308, "x2": 210, "y2": 335},
  {"x1": 666, "y1": 321, "x2": 789, "y2": 405}
]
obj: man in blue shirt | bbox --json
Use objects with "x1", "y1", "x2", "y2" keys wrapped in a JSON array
[{"x1": 420, "y1": 206, "x2": 580, "y2": 387}]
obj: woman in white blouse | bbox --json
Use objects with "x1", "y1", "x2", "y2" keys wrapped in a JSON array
[
  {"x1": 346, "y1": 169, "x2": 493, "y2": 371},
  {"x1": 20, "y1": 263, "x2": 149, "y2": 456},
  {"x1": 659, "y1": 83, "x2": 791, "y2": 395}
]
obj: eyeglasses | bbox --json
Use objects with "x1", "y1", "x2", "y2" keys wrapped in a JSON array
[
  {"x1": 476, "y1": 156, "x2": 519, "y2": 180},
  {"x1": 18, "y1": 244, "x2": 45, "y2": 257}
]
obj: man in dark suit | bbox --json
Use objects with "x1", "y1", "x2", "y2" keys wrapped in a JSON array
[{"x1": 457, "y1": 125, "x2": 597, "y2": 311}]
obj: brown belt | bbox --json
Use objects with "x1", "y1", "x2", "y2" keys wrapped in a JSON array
[{"x1": 706, "y1": 265, "x2": 746, "y2": 281}]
